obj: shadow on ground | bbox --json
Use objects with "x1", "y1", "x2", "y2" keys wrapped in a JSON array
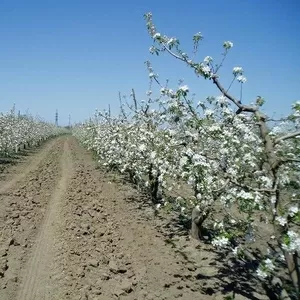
[{"x1": 91, "y1": 167, "x2": 298, "y2": 300}]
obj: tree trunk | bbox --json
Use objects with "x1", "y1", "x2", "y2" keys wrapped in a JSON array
[
  {"x1": 191, "y1": 206, "x2": 209, "y2": 240},
  {"x1": 148, "y1": 164, "x2": 161, "y2": 203},
  {"x1": 284, "y1": 251, "x2": 300, "y2": 298}
]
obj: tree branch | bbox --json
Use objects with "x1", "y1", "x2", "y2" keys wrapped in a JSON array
[
  {"x1": 228, "y1": 177, "x2": 277, "y2": 193},
  {"x1": 275, "y1": 131, "x2": 300, "y2": 144},
  {"x1": 162, "y1": 44, "x2": 186, "y2": 62},
  {"x1": 212, "y1": 76, "x2": 257, "y2": 113},
  {"x1": 161, "y1": 43, "x2": 258, "y2": 116}
]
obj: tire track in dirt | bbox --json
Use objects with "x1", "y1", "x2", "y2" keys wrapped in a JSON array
[
  {"x1": 16, "y1": 138, "x2": 74, "y2": 300},
  {"x1": 0, "y1": 138, "x2": 58, "y2": 195},
  {"x1": 0, "y1": 138, "x2": 65, "y2": 300},
  {"x1": 53, "y1": 138, "x2": 211, "y2": 300}
]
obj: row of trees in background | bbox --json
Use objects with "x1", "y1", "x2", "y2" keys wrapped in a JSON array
[
  {"x1": 0, "y1": 106, "x2": 66, "y2": 155},
  {"x1": 73, "y1": 13, "x2": 300, "y2": 299}
]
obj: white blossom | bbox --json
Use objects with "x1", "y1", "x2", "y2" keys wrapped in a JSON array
[
  {"x1": 237, "y1": 75, "x2": 247, "y2": 83},
  {"x1": 138, "y1": 144, "x2": 147, "y2": 151},
  {"x1": 275, "y1": 216, "x2": 287, "y2": 226},
  {"x1": 212, "y1": 236, "x2": 229, "y2": 248},
  {"x1": 153, "y1": 32, "x2": 161, "y2": 39},
  {"x1": 149, "y1": 72, "x2": 158, "y2": 79},
  {"x1": 233, "y1": 67, "x2": 243, "y2": 76},
  {"x1": 288, "y1": 206, "x2": 299, "y2": 217},
  {"x1": 256, "y1": 268, "x2": 268, "y2": 279},
  {"x1": 149, "y1": 46, "x2": 156, "y2": 54},
  {"x1": 232, "y1": 246, "x2": 239, "y2": 255},
  {"x1": 223, "y1": 41, "x2": 233, "y2": 49},
  {"x1": 204, "y1": 56, "x2": 213, "y2": 64},
  {"x1": 179, "y1": 85, "x2": 189, "y2": 93},
  {"x1": 216, "y1": 95, "x2": 228, "y2": 105},
  {"x1": 201, "y1": 65, "x2": 211, "y2": 76},
  {"x1": 282, "y1": 231, "x2": 300, "y2": 253},
  {"x1": 264, "y1": 258, "x2": 275, "y2": 271}
]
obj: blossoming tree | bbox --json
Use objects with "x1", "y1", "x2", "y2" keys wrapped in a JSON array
[
  {"x1": 0, "y1": 106, "x2": 66, "y2": 155},
  {"x1": 73, "y1": 13, "x2": 300, "y2": 299}
]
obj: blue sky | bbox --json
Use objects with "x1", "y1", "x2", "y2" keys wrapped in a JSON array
[{"x1": 0, "y1": 0, "x2": 299, "y2": 125}]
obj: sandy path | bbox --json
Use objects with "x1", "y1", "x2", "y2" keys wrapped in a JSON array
[{"x1": 16, "y1": 139, "x2": 73, "y2": 300}]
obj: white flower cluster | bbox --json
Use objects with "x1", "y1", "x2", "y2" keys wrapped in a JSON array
[
  {"x1": 256, "y1": 258, "x2": 275, "y2": 279},
  {"x1": 73, "y1": 91, "x2": 299, "y2": 230},
  {"x1": 0, "y1": 107, "x2": 65, "y2": 154},
  {"x1": 282, "y1": 231, "x2": 300, "y2": 253},
  {"x1": 223, "y1": 41, "x2": 233, "y2": 49},
  {"x1": 212, "y1": 236, "x2": 229, "y2": 248}
]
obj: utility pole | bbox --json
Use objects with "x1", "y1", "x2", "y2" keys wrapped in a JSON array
[
  {"x1": 55, "y1": 109, "x2": 58, "y2": 126},
  {"x1": 68, "y1": 114, "x2": 71, "y2": 128}
]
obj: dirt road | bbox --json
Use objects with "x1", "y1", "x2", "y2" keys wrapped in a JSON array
[
  {"x1": 0, "y1": 136, "x2": 214, "y2": 300},
  {"x1": 0, "y1": 136, "x2": 268, "y2": 300}
]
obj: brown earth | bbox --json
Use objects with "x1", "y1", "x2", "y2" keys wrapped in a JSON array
[{"x1": 0, "y1": 136, "x2": 269, "y2": 300}]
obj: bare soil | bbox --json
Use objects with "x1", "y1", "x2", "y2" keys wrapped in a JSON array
[{"x1": 0, "y1": 136, "x2": 269, "y2": 300}]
